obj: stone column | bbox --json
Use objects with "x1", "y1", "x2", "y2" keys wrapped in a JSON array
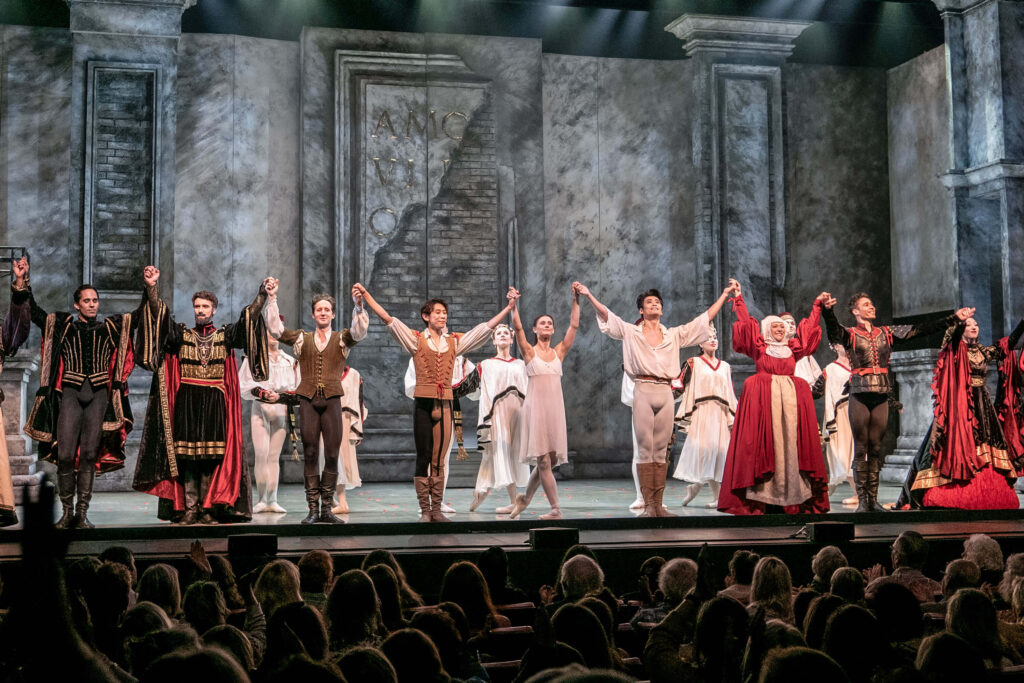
[
  {"x1": 931, "y1": 0, "x2": 1024, "y2": 340},
  {"x1": 0, "y1": 355, "x2": 41, "y2": 502},
  {"x1": 67, "y1": 0, "x2": 194, "y2": 313},
  {"x1": 882, "y1": 349, "x2": 939, "y2": 484},
  {"x1": 664, "y1": 15, "x2": 811, "y2": 367}
]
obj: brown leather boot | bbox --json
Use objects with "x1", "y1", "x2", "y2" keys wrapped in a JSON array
[
  {"x1": 414, "y1": 477, "x2": 431, "y2": 522},
  {"x1": 636, "y1": 463, "x2": 657, "y2": 518},
  {"x1": 429, "y1": 475, "x2": 452, "y2": 522},
  {"x1": 651, "y1": 462, "x2": 676, "y2": 518}
]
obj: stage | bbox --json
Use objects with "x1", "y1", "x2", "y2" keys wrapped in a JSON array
[{"x1": 4, "y1": 479, "x2": 1024, "y2": 578}]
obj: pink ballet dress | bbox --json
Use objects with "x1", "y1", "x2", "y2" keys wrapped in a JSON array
[{"x1": 519, "y1": 354, "x2": 569, "y2": 466}]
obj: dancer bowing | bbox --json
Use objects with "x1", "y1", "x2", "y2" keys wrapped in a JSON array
[
  {"x1": 133, "y1": 269, "x2": 269, "y2": 524},
  {"x1": 23, "y1": 258, "x2": 140, "y2": 529},
  {"x1": 469, "y1": 324, "x2": 530, "y2": 514},
  {"x1": 811, "y1": 343, "x2": 857, "y2": 505},
  {"x1": 673, "y1": 325, "x2": 737, "y2": 509},
  {"x1": 507, "y1": 284, "x2": 580, "y2": 520},
  {"x1": 238, "y1": 330, "x2": 298, "y2": 514},
  {"x1": 578, "y1": 279, "x2": 738, "y2": 517},
  {"x1": 717, "y1": 287, "x2": 830, "y2": 515},
  {"x1": 823, "y1": 292, "x2": 968, "y2": 511},
  {"x1": 262, "y1": 280, "x2": 368, "y2": 524},
  {"x1": 356, "y1": 284, "x2": 517, "y2": 522},
  {"x1": 898, "y1": 314, "x2": 1024, "y2": 509}
]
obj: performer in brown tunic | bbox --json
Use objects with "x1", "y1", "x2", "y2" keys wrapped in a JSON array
[
  {"x1": 262, "y1": 279, "x2": 368, "y2": 524},
  {"x1": 132, "y1": 267, "x2": 269, "y2": 525},
  {"x1": 21, "y1": 258, "x2": 139, "y2": 529},
  {"x1": 355, "y1": 283, "x2": 517, "y2": 521}
]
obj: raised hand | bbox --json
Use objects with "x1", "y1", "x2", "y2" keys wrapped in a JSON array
[
  {"x1": 12, "y1": 257, "x2": 28, "y2": 281},
  {"x1": 573, "y1": 281, "x2": 590, "y2": 298},
  {"x1": 351, "y1": 284, "x2": 363, "y2": 306},
  {"x1": 816, "y1": 291, "x2": 832, "y2": 304},
  {"x1": 353, "y1": 283, "x2": 368, "y2": 299},
  {"x1": 725, "y1": 278, "x2": 741, "y2": 297},
  {"x1": 955, "y1": 306, "x2": 976, "y2": 321},
  {"x1": 143, "y1": 265, "x2": 160, "y2": 287},
  {"x1": 507, "y1": 286, "x2": 520, "y2": 305},
  {"x1": 822, "y1": 294, "x2": 837, "y2": 310},
  {"x1": 263, "y1": 277, "x2": 278, "y2": 297}
]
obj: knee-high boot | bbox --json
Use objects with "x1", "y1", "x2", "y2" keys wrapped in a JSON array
[
  {"x1": 429, "y1": 467, "x2": 452, "y2": 523},
  {"x1": 637, "y1": 463, "x2": 657, "y2": 518},
  {"x1": 55, "y1": 461, "x2": 76, "y2": 529},
  {"x1": 318, "y1": 470, "x2": 345, "y2": 524},
  {"x1": 415, "y1": 477, "x2": 431, "y2": 522},
  {"x1": 650, "y1": 462, "x2": 676, "y2": 518},
  {"x1": 301, "y1": 474, "x2": 321, "y2": 525},
  {"x1": 853, "y1": 459, "x2": 871, "y2": 513},
  {"x1": 866, "y1": 457, "x2": 887, "y2": 512},
  {"x1": 74, "y1": 465, "x2": 96, "y2": 529}
]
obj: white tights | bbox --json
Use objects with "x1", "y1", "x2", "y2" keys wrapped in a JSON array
[{"x1": 252, "y1": 402, "x2": 288, "y2": 505}]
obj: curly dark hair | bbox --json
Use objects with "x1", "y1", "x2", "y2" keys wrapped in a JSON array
[
  {"x1": 847, "y1": 292, "x2": 871, "y2": 314},
  {"x1": 192, "y1": 290, "x2": 219, "y2": 308}
]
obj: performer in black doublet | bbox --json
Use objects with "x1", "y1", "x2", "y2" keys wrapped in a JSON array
[
  {"x1": 22, "y1": 259, "x2": 139, "y2": 529},
  {"x1": 822, "y1": 292, "x2": 968, "y2": 512},
  {"x1": 132, "y1": 266, "x2": 269, "y2": 525}
]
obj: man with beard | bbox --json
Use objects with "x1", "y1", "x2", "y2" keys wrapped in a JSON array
[
  {"x1": 22, "y1": 258, "x2": 140, "y2": 529},
  {"x1": 132, "y1": 267, "x2": 270, "y2": 524}
]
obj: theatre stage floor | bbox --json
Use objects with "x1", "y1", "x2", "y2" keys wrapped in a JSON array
[{"x1": 2, "y1": 479, "x2": 1024, "y2": 564}]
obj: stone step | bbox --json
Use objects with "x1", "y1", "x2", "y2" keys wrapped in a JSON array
[
  {"x1": 8, "y1": 455, "x2": 37, "y2": 477},
  {"x1": 12, "y1": 472, "x2": 43, "y2": 504}
]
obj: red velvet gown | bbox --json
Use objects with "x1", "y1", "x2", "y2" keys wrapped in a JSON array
[{"x1": 718, "y1": 296, "x2": 830, "y2": 515}]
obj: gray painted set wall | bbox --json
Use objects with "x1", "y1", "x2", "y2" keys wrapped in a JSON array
[{"x1": 886, "y1": 46, "x2": 955, "y2": 318}]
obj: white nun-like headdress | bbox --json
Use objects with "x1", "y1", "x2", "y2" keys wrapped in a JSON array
[{"x1": 760, "y1": 315, "x2": 793, "y2": 359}]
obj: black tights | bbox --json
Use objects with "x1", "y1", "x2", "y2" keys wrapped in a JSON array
[
  {"x1": 848, "y1": 392, "x2": 889, "y2": 461},
  {"x1": 413, "y1": 397, "x2": 450, "y2": 477},
  {"x1": 57, "y1": 383, "x2": 109, "y2": 468},
  {"x1": 299, "y1": 396, "x2": 342, "y2": 477}
]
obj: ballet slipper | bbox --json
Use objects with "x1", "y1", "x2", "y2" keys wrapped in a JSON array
[
  {"x1": 829, "y1": 484, "x2": 838, "y2": 496},
  {"x1": 495, "y1": 504, "x2": 515, "y2": 514},
  {"x1": 681, "y1": 483, "x2": 701, "y2": 507},
  {"x1": 704, "y1": 500, "x2": 719, "y2": 509},
  {"x1": 440, "y1": 502, "x2": 456, "y2": 514},
  {"x1": 628, "y1": 498, "x2": 644, "y2": 511},
  {"x1": 508, "y1": 494, "x2": 529, "y2": 519},
  {"x1": 469, "y1": 490, "x2": 488, "y2": 512},
  {"x1": 252, "y1": 501, "x2": 268, "y2": 514},
  {"x1": 842, "y1": 496, "x2": 859, "y2": 506},
  {"x1": 538, "y1": 508, "x2": 562, "y2": 520},
  {"x1": 266, "y1": 502, "x2": 286, "y2": 513}
]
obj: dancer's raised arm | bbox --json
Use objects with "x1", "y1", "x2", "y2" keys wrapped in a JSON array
[
  {"x1": 353, "y1": 283, "x2": 392, "y2": 325},
  {"x1": 510, "y1": 291, "x2": 532, "y2": 357},
  {"x1": 705, "y1": 279, "x2": 741, "y2": 321},
  {"x1": 574, "y1": 282, "x2": 609, "y2": 322},
  {"x1": 555, "y1": 284, "x2": 582, "y2": 359}
]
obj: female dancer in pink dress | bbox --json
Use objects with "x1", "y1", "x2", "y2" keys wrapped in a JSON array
[
  {"x1": 717, "y1": 285, "x2": 832, "y2": 515},
  {"x1": 507, "y1": 284, "x2": 580, "y2": 520}
]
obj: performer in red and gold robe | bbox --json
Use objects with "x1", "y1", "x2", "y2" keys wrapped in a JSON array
[
  {"x1": 132, "y1": 267, "x2": 268, "y2": 524},
  {"x1": 899, "y1": 315, "x2": 1024, "y2": 509},
  {"x1": 718, "y1": 286, "x2": 831, "y2": 515}
]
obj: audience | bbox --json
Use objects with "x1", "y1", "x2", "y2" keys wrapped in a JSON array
[{"x1": 11, "y1": 486, "x2": 1024, "y2": 683}]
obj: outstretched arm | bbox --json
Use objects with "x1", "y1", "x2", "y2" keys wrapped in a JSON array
[
  {"x1": 510, "y1": 290, "x2": 533, "y2": 360},
  {"x1": 574, "y1": 282, "x2": 609, "y2": 323},
  {"x1": 555, "y1": 284, "x2": 581, "y2": 359},
  {"x1": 705, "y1": 278, "x2": 741, "y2": 321},
  {"x1": 455, "y1": 287, "x2": 518, "y2": 356},
  {"x1": 353, "y1": 283, "x2": 392, "y2": 325}
]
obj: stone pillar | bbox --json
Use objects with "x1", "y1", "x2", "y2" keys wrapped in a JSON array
[
  {"x1": 931, "y1": 0, "x2": 1024, "y2": 340},
  {"x1": 0, "y1": 354, "x2": 41, "y2": 502},
  {"x1": 67, "y1": 0, "x2": 194, "y2": 313},
  {"x1": 882, "y1": 349, "x2": 939, "y2": 484},
  {"x1": 664, "y1": 15, "x2": 811, "y2": 367}
]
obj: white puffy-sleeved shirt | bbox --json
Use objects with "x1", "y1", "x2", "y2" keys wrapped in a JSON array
[
  {"x1": 239, "y1": 349, "x2": 298, "y2": 399},
  {"x1": 598, "y1": 310, "x2": 711, "y2": 383}
]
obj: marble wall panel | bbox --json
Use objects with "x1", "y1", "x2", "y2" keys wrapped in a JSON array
[
  {"x1": 0, "y1": 27, "x2": 72, "y2": 310},
  {"x1": 174, "y1": 34, "x2": 300, "y2": 323},
  {"x1": 964, "y1": 1, "x2": 1004, "y2": 166},
  {"x1": 1000, "y1": 3, "x2": 1024, "y2": 161},
  {"x1": 543, "y1": 54, "x2": 694, "y2": 455},
  {"x1": 885, "y1": 47, "x2": 957, "y2": 317},
  {"x1": 784, "y1": 62, "x2": 892, "y2": 357}
]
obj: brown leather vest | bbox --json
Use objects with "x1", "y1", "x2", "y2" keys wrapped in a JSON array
[
  {"x1": 848, "y1": 326, "x2": 893, "y2": 394},
  {"x1": 412, "y1": 332, "x2": 458, "y2": 400},
  {"x1": 295, "y1": 331, "x2": 349, "y2": 399}
]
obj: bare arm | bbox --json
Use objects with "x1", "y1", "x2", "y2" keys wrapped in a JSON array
[
  {"x1": 510, "y1": 292, "x2": 534, "y2": 361},
  {"x1": 483, "y1": 290, "x2": 516, "y2": 329},
  {"x1": 555, "y1": 285, "x2": 581, "y2": 360},
  {"x1": 353, "y1": 283, "x2": 393, "y2": 325},
  {"x1": 574, "y1": 282, "x2": 609, "y2": 322},
  {"x1": 705, "y1": 278, "x2": 740, "y2": 321}
]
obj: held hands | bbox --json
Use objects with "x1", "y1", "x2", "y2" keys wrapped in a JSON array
[
  {"x1": 955, "y1": 307, "x2": 975, "y2": 321},
  {"x1": 822, "y1": 293, "x2": 838, "y2": 309},
  {"x1": 506, "y1": 286, "x2": 520, "y2": 307},
  {"x1": 352, "y1": 283, "x2": 369, "y2": 301},
  {"x1": 724, "y1": 278, "x2": 741, "y2": 298},
  {"x1": 263, "y1": 277, "x2": 278, "y2": 297},
  {"x1": 143, "y1": 265, "x2": 160, "y2": 287},
  {"x1": 263, "y1": 389, "x2": 280, "y2": 403},
  {"x1": 351, "y1": 284, "x2": 363, "y2": 307},
  {"x1": 572, "y1": 281, "x2": 590, "y2": 298}
]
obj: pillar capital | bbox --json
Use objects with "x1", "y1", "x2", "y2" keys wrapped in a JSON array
[
  {"x1": 66, "y1": 0, "x2": 196, "y2": 38},
  {"x1": 664, "y1": 14, "x2": 811, "y2": 62}
]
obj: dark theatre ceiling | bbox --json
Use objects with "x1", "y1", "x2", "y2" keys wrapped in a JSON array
[{"x1": 1, "y1": 0, "x2": 945, "y2": 68}]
